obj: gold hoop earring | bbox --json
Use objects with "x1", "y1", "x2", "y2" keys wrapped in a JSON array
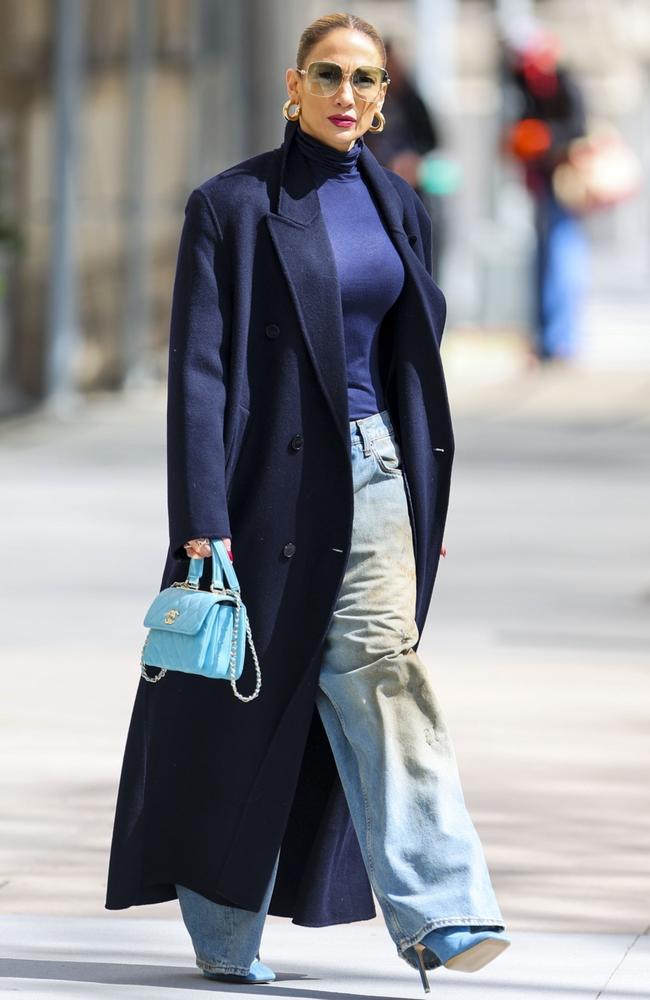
[
  {"x1": 283, "y1": 99, "x2": 301, "y2": 121},
  {"x1": 368, "y1": 110, "x2": 385, "y2": 132}
]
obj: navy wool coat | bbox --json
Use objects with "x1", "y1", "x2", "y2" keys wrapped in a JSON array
[{"x1": 105, "y1": 118, "x2": 455, "y2": 926}]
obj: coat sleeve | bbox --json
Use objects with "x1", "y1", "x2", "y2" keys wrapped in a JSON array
[{"x1": 166, "y1": 187, "x2": 232, "y2": 561}]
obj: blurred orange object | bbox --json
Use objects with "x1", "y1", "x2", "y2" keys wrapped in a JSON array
[
  {"x1": 506, "y1": 118, "x2": 552, "y2": 161},
  {"x1": 552, "y1": 125, "x2": 642, "y2": 214}
]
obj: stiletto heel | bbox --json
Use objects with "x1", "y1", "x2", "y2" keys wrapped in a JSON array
[{"x1": 413, "y1": 943, "x2": 431, "y2": 993}]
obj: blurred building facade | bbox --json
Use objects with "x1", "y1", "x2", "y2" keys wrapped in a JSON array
[{"x1": 0, "y1": 0, "x2": 648, "y2": 414}]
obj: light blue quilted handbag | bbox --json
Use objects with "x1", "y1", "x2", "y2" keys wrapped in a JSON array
[{"x1": 139, "y1": 539, "x2": 261, "y2": 702}]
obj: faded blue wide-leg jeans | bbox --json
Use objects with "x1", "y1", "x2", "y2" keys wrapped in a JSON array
[{"x1": 176, "y1": 408, "x2": 505, "y2": 976}]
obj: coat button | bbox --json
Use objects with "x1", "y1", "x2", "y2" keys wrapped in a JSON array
[
  {"x1": 290, "y1": 433, "x2": 303, "y2": 451},
  {"x1": 265, "y1": 323, "x2": 280, "y2": 339},
  {"x1": 282, "y1": 542, "x2": 296, "y2": 558}
]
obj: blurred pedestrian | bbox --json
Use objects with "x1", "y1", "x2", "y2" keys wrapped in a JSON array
[
  {"x1": 105, "y1": 11, "x2": 509, "y2": 991},
  {"x1": 501, "y1": 22, "x2": 589, "y2": 363},
  {"x1": 364, "y1": 39, "x2": 446, "y2": 282}
]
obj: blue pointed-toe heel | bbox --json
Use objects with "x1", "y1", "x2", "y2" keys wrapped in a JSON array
[
  {"x1": 411, "y1": 925, "x2": 510, "y2": 990},
  {"x1": 201, "y1": 953, "x2": 276, "y2": 984}
]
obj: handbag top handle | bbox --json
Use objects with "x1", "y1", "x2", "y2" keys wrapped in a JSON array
[{"x1": 185, "y1": 538, "x2": 240, "y2": 592}]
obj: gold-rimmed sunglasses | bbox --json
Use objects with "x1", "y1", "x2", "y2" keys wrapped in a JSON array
[{"x1": 295, "y1": 60, "x2": 390, "y2": 102}]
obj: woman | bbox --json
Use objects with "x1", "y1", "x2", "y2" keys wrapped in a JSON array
[{"x1": 105, "y1": 12, "x2": 510, "y2": 991}]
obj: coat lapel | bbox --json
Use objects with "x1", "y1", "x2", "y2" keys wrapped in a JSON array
[
  {"x1": 266, "y1": 121, "x2": 350, "y2": 444},
  {"x1": 265, "y1": 119, "x2": 439, "y2": 446}
]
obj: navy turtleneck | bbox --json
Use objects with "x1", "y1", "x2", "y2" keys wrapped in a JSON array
[{"x1": 294, "y1": 123, "x2": 405, "y2": 420}]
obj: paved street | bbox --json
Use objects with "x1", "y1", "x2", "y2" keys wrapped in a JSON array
[{"x1": 1, "y1": 358, "x2": 649, "y2": 997}]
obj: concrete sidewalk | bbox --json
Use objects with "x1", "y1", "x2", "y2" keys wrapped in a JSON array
[
  {"x1": 441, "y1": 328, "x2": 650, "y2": 425},
  {"x1": 0, "y1": 914, "x2": 648, "y2": 999},
  {"x1": 1, "y1": 360, "x2": 649, "y2": 998}
]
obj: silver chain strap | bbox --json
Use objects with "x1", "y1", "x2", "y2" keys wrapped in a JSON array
[
  {"x1": 140, "y1": 587, "x2": 261, "y2": 701},
  {"x1": 225, "y1": 588, "x2": 262, "y2": 702},
  {"x1": 140, "y1": 633, "x2": 167, "y2": 683}
]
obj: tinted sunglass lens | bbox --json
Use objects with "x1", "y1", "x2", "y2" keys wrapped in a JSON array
[
  {"x1": 307, "y1": 62, "x2": 342, "y2": 96},
  {"x1": 352, "y1": 67, "x2": 383, "y2": 98}
]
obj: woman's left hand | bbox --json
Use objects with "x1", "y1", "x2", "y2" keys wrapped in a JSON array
[{"x1": 440, "y1": 541, "x2": 447, "y2": 557}]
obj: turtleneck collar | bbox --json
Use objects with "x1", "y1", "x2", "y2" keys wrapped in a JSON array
[{"x1": 295, "y1": 121, "x2": 364, "y2": 182}]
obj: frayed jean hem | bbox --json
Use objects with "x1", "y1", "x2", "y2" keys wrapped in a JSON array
[{"x1": 197, "y1": 957, "x2": 254, "y2": 977}]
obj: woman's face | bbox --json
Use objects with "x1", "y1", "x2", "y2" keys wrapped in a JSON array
[{"x1": 286, "y1": 28, "x2": 387, "y2": 152}]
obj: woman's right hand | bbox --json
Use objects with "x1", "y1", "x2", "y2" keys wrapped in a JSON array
[{"x1": 184, "y1": 537, "x2": 233, "y2": 561}]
